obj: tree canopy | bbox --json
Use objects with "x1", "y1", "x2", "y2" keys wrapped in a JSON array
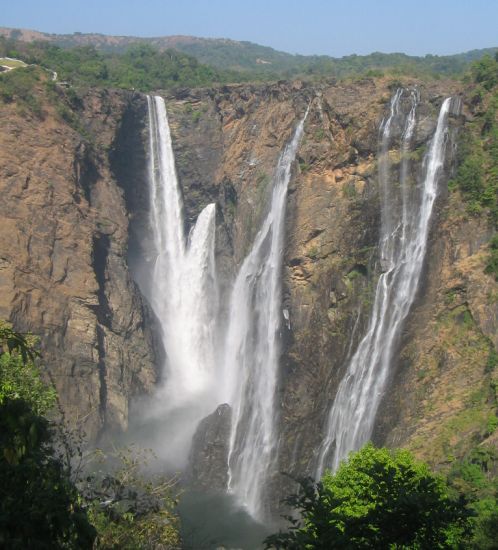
[
  {"x1": 265, "y1": 444, "x2": 473, "y2": 549},
  {"x1": 0, "y1": 321, "x2": 182, "y2": 548},
  {"x1": 0, "y1": 321, "x2": 96, "y2": 549}
]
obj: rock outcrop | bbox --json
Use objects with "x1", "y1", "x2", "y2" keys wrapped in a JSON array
[
  {"x1": 0, "y1": 81, "x2": 156, "y2": 441},
  {"x1": 186, "y1": 404, "x2": 231, "y2": 491}
]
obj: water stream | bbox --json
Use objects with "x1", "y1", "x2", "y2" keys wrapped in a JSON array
[
  {"x1": 143, "y1": 96, "x2": 308, "y2": 520},
  {"x1": 222, "y1": 110, "x2": 308, "y2": 520},
  {"x1": 143, "y1": 95, "x2": 219, "y2": 468},
  {"x1": 316, "y1": 92, "x2": 451, "y2": 477}
]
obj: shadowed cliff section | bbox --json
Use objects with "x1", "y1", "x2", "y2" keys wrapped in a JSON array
[
  {"x1": 108, "y1": 93, "x2": 151, "y2": 292},
  {"x1": 0, "y1": 81, "x2": 157, "y2": 441}
]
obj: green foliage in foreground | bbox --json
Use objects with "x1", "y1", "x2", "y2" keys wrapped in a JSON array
[
  {"x1": 84, "y1": 447, "x2": 181, "y2": 549},
  {"x1": 265, "y1": 444, "x2": 473, "y2": 549},
  {"x1": 0, "y1": 321, "x2": 95, "y2": 549},
  {"x1": 0, "y1": 321, "x2": 181, "y2": 549},
  {"x1": 448, "y1": 445, "x2": 498, "y2": 549}
]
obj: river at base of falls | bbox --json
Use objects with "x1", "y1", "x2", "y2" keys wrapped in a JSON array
[
  {"x1": 178, "y1": 491, "x2": 272, "y2": 550},
  {"x1": 110, "y1": 422, "x2": 273, "y2": 548}
]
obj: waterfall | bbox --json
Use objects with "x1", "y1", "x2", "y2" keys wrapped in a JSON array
[
  {"x1": 144, "y1": 95, "x2": 219, "y2": 468},
  {"x1": 316, "y1": 92, "x2": 451, "y2": 477},
  {"x1": 223, "y1": 110, "x2": 308, "y2": 519}
]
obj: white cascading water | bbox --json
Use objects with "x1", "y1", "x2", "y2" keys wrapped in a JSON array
[
  {"x1": 223, "y1": 110, "x2": 308, "y2": 520},
  {"x1": 145, "y1": 95, "x2": 219, "y2": 467},
  {"x1": 316, "y1": 92, "x2": 451, "y2": 477}
]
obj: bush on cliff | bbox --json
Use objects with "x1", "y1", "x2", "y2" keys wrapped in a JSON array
[
  {"x1": 0, "y1": 65, "x2": 44, "y2": 116},
  {"x1": 265, "y1": 444, "x2": 473, "y2": 549}
]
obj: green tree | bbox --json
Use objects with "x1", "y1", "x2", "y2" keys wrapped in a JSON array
[
  {"x1": 0, "y1": 321, "x2": 96, "y2": 549},
  {"x1": 265, "y1": 444, "x2": 473, "y2": 549},
  {"x1": 84, "y1": 446, "x2": 181, "y2": 549},
  {"x1": 448, "y1": 446, "x2": 498, "y2": 549},
  {"x1": 0, "y1": 321, "x2": 182, "y2": 548},
  {"x1": 472, "y1": 55, "x2": 498, "y2": 90}
]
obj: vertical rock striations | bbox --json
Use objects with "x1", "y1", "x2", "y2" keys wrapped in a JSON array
[
  {"x1": 316, "y1": 92, "x2": 452, "y2": 476},
  {"x1": 0, "y1": 87, "x2": 156, "y2": 441}
]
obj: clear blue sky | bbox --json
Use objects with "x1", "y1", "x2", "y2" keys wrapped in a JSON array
[{"x1": 2, "y1": 0, "x2": 497, "y2": 57}]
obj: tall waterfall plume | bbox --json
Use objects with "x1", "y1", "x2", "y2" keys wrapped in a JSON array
[
  {"x1": 223, "y1": 109, "x2": 308, "y2": 519},
  {"x1": 316, "y1": 92, "x2": 451, "y2": 477},
  {"x1": 144, "y1": 95, "x2": 219, "y2": 468}
]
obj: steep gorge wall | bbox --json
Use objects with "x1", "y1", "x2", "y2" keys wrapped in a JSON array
[
  {"x1": 375, "y1": 170, "x2": 498, "y2": 465},
  {"x1": 0, "y1": 86, "x2": 156, "y2": 441},
  {"x1": 159, "y1": 77, "x2": 496, "y2": 499},
  {"x1": 1, "y1": 75, "x2": 496, "y2": 495}
]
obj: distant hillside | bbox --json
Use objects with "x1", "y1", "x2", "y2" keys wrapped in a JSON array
[
  {"x1": 2, "y1": 27, "x2": 305, "y2": 72},
  {"x1": 1, "y1": 26, "x2": 497, "y2": 79}
]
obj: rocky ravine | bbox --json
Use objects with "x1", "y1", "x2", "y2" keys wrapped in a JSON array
[
  {"x1": 157, "y1": 76, "x2": 496, "y2": 501},
  {"x1": 1, "y1": 75, "x2": 496, "y2": 506}
]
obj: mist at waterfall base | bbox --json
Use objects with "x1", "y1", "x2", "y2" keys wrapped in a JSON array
[
  {"x1": 178, "y1": 492, "x2": 272, "y2": 550},
  {"x1": 124, "y1": 93, "x2": 307, "y2": 540}
]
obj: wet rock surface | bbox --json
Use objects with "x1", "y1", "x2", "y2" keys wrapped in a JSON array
[{"x1": 186, "y1": 403, "x2": 231, "y2": 491}]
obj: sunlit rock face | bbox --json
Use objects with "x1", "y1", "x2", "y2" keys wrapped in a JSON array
[
  {"x1": 0, "y1": 88, "x2": 157, "y2": 441},
  {"x1": 4, "y1": 76, "x2": 495, "y2": 522}
]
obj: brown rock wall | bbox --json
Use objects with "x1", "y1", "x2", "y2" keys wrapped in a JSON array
[{"x1": 0, "y1": 85, "x2": 156, "y2": 441}]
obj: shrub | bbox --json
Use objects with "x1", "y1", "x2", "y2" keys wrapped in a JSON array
[
  {"x1": 265, "y1": 444, "x2": 472, "y2": 549},
  {"x1": 0, "y1": 321, "x2": 96, "y2": 548},
  {"x1": 484, "y1": 234, "x2": 498, "y2": 281}
]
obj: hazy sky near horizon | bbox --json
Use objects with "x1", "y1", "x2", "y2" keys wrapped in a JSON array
[{"x1": 2, "y1": 0, "x2": 497, "y2": 57}]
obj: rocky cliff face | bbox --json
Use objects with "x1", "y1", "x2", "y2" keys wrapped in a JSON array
[
  {"x1": 158, "y1": 77, "x2": 494, "y2": 500},
  {"x1": 376, "y1": 171, "x2": 498, "y2": 465},
  {"x1": 0, "y1": 81, "x2": 156, "y2": 441},
  {"x1": 1, "y1": 73, "x2": 496, "y2": 509}
]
